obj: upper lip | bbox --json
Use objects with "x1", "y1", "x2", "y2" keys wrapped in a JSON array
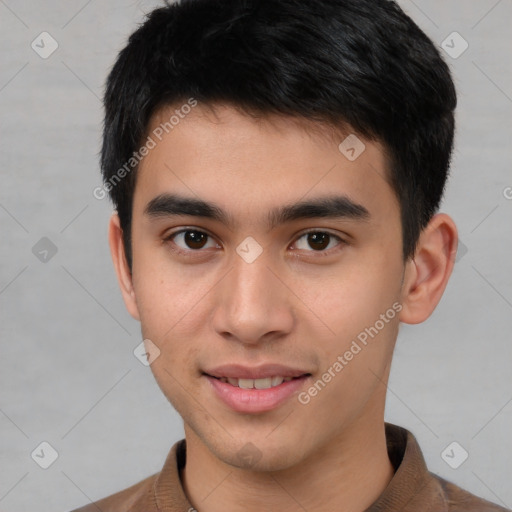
[{"x1": 204, "y1": 364, "x2": 311, "y2": 380}]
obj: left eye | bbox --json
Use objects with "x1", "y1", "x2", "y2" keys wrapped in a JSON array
[{"x1": 292, "y1": 231, "x2": 343, "y2": 252}]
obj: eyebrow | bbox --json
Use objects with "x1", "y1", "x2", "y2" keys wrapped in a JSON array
[{"x1": 144, "y1": 193, "x2": 370, "y2": 231}]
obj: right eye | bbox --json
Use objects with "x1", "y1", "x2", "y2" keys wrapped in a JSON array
[{"x1": 163, "y1": 228, "x2": 221, "y2": 255}]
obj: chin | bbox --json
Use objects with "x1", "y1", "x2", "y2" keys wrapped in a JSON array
[{"x1": 211, "y1": 436, "x2": 308, "y2": 473}]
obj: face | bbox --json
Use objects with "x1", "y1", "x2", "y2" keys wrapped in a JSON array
[{"x1": 123, "y1": 103, "x2": 408, "y2": 470}]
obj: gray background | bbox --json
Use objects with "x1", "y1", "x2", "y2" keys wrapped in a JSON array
[{"x1": 0, "y1": 1, "x2": 511, "y2": 511}]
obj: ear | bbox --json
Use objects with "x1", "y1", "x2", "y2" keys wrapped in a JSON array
[
  {"x1": 399, "y1": 213, "x2": 458, "y2": 324},
  {"x1": 108, "y1": 212, "x2": 140, "y2": 321}
]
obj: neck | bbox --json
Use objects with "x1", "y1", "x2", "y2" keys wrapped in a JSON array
[{"x1": 180, "y1": 416, "x2": 395, "y2": 512}]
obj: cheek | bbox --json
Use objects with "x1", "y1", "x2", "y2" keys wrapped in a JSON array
[
  {"x1": 304, "y1": 258, "x2": 401, "y2": 337},
  {"x1": 131, "y1": 265, "x2": 210, "y2": 402},
  {"x1": 301, "y1": 249, "x2": 402, "y2": 386},
  {"x1": 132, "y1": 250, "x2": 212, "y2": 337},
  {"x1": 139, "y1": 300, "x2": 204, "y2": 413},
  {"x1": 296, "y1": 266, "x2": 400, "y2": 433}
]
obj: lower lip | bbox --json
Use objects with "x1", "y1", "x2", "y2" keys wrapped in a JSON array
[{"x1": 204, "y1": 375, "x2": 310, "y2": 413}]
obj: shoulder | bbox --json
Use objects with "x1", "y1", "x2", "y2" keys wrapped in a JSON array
[
  {"x1": 67, "y1": 438, "x2": 188, "y2": 512},
  {"x1": 433, "y1": 473, "x2": 510, "y2": 512},
  {"x1": 67, "y1": 472, "x2": 159, "y2": 512}
]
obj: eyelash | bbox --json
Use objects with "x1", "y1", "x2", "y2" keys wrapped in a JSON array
[{"x1": 162, "y1": 228, "x2": 347, "y2": 258}]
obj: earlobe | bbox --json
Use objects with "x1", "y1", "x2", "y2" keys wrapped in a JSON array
[
  {"x1": 108, "y1": 212, "x2": 141, "y2": 321},
  {"x1": 399, "y1": 213, "x2": 458, "y2": 324}
]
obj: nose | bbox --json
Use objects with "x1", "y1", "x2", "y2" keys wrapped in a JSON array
[{"x1": 211, "y1": 250, "x2": 295, "y2": 347}]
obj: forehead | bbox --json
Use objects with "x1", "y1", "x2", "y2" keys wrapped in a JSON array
[
  {"x1": 144, "y1": 101, "x2": 372, "y2": 163},
  {"x1": 133, "y1": 102, "x2": 398, "y2": 229}
]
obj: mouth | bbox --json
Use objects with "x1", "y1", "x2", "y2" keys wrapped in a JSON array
[
  {"x1": 202, "y1": 365, "x2": 312, "y2": 413},
  {"x1": 204, "y1": 374, "x2": 310, "y2": 389}
]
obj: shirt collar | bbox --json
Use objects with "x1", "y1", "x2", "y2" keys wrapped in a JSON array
[{"x1": 365, "y1": 423, "x2": 445, "y2": 511}]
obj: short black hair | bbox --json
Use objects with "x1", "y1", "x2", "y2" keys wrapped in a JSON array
[{"x1": 101, "y1": 0, "x2": 456, "y2": 271}]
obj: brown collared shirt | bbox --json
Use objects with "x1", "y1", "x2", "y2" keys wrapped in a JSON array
[{"x1": 70, "y1": 423, "x2": 509, "y2": 511}]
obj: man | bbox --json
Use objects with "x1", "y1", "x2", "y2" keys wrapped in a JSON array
[{"x1": 73, "y1": 0, "x2": 509, "y2": 510}]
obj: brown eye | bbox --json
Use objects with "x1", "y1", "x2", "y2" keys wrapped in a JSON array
[
  {"x1": 182, "y1": 230, "x2": 208, "y2": 249},
  {"x1": 166, "y1": 229, "x2": 217, "y2": 252},
  {"x1": 306, "y1": 232, "x2": 329, "y2": 251},
  {"x1": 293, "y1": 231, "x2": 343, "y2": 253}
]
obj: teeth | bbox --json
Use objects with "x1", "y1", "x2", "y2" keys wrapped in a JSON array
[
  {"x1": 238, "y1": 378, "x2": 254, "y2": 389},
  {"x1": 218, "y1": 376, "x2": 295, "y2": 388},
  {"x1": 271, "y1": 376, "x2": 285, "y2": 386},
  {"x1": 254, "y1": 377, "x2": 272, "y2": 389}
]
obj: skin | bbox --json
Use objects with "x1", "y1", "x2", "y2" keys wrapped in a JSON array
[{"x1": 109, "y1": 102, "x2": 458, "y2": 512}]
